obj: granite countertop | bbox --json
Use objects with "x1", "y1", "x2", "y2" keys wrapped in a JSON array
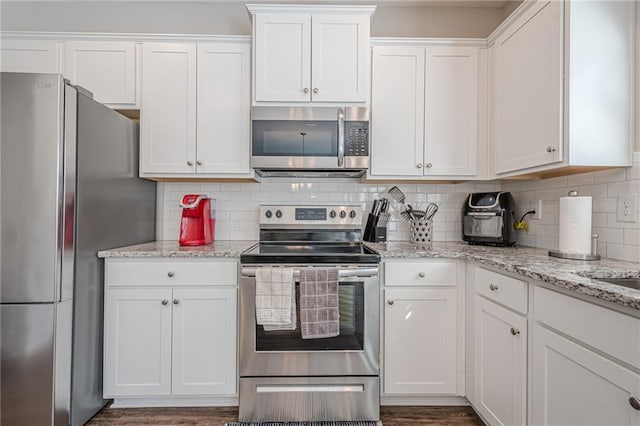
[
  {"x1": 98, "y1": 240, "x2": 257, "y2": 258},
  {"x1": 366, "y1": 241, "x2": 640, "y2": 311},
  {"x1": 99, "y1": 239, "x2": 639, "y2": 311}
]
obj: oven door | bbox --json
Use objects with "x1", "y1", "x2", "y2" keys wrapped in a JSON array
[{"x1": 239, "y1": 265, "x2": 379, "y2": 377}]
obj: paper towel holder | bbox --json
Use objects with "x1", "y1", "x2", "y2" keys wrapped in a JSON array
[{"x1": 549, "y1": 190, "x2": 601, "y2": 260}]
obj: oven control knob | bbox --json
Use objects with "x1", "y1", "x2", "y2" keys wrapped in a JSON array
[
  {"x1": 349, "y1": 210, "x2": 357, "y2": 218},
  {"x1": 275, "y1": 210, "x2": 283, "y2": 218},
  {"x1": 265, "y1": 210, "x2": 273, "y2": 219},
  {"x1": 330, "y1": 210, "x2": 337, "y2": 218},
  {"x1": 339, "y1": 210, "x2": 347, "y2": 219}
]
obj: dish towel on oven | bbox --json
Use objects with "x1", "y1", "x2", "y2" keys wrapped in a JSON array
[
  {"x1": 299, "y1": 267, "x2": 340, "y2": 339},
  {"x1": 255, "y1": 267, "x2": 296, "y2": 330}
]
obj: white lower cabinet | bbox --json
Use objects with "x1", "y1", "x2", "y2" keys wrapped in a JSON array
[
  {"x1": 104, "y1": 259, "x2": 238, "y2": 400},
  {"x1": 382, "y1": 260, "x2": 462, "y2": 397},
  {"x1": 532, "y1": 324, "x2": 640, "y2": 426},
  {"x1": 474, "y1": 296, "x2": 527, "y2": 426}
]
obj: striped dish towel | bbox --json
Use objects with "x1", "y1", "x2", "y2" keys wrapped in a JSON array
[
  {"x1": 299, "y1": 268, "x2": 340, "y2": 339},
  {"x1": 255, "y1": 267, "x2": 295, "y2": 330}
]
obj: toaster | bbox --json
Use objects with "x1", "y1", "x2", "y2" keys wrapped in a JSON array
[{"x1": 462, "y1": 192, "x2": 516, "y2": 246}]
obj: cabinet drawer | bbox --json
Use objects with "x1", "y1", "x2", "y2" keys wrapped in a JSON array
[
  {"x1": 106, "y1": 259, "x2": 237, "y2": 286},
  {"x1": 475, "y1": 266, "x2": 527, "y2": 314},
  {"x1": 384, "y1": 261, "x2": 457, "y2": 286},
  {"x1": 534, "y1": 286, "x2": 640, "y2": 370}
]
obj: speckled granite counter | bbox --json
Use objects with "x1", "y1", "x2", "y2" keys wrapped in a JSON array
[
  {"x1": 366, "y1": 241, "x2": 640, "y2": 311},
  {"x1": 98, "y1": 240, "x2": 256, "y2": 258}
]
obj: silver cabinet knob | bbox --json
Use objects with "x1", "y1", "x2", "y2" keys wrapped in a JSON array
[
  {"x1": 313, "y1": 88, "x2": 319, "y2": 94},
  {"x1": 510, "y1": 327, "x2": 520, "y2": 336},
  {"x1": 303, "y1": 88, "x2": 309, "y2": 94},
  {"x1": 161, "y1": 299, "x2": 168, "y2": 305},
  {"x1": 196, "y1": 160, "x2": 203, "y2": 165},
  {"x1": 387, "y1": 299, "x2": 394, "y2": 306},
  {"x1": 489, "y1": 284, "x2": 499, "y2": 291},
  {"x1": 418, "y1": 272, "x2": 426, "y2": 278},
  {"x1": 630, "y1": 397, "x2": 640, "y2": 411},
  {"x1": 173, "y1": 299, "x2": 180, "y2": 305},
  {"x1": 187, "y1": 160, "x2": 194, "y2": 166},
  {"x1": 425, "y1": 163, "x2": 433, "y2": 168},
  {"x1": 416, "y1": 163, "x2": 423, "y2": 168},
  {"x1": 167, "y1": 271, "x2": 175, "y2": 278},
  {"x1": 546, "y1": 146, "x2": 556, "y2": 153}
]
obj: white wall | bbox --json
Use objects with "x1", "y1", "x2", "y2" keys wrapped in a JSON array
[{"x1": 0, "y1": 1, "x2": 508, "y2": 38}]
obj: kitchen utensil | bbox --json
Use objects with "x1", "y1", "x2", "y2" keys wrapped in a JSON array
[
  {"x1": 376, "y1": 212, "x2": 391, "y2": 227},
  {"x1": 380, "y1": 186, "x2": 406, "y2": 203},
  {"x1": 400, "y1": 204, "x2": 425, "y2": 222},
  {"x1": 424, "y1": 203, "x2": 439, "y2": 220}
]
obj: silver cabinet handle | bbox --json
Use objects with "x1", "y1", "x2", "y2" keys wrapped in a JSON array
[
  {"x1": 173, "y1": 299, "x2": 180, "y2": 305},
  {"x1": 167, "y1": 271, "x2": 175, "y2": 278},
  {"x1": 303, "y1": 88, "x2": 309, "y2": 94},
  {"x1": 161, "y1": 299, "x2": 168, "y2": 305},
  {"x1": 510, "y1": 327, "x2": 520, "y2": 336},
  {"x1": 196, "y1": 160, "x2": 203, "y2": 165},
  {"x1": 313, "y1": 88, "x2": 319, "y2": 94},
  {"x1": 416, "y1": 163, "x2": 423, "y2": 168},
  {"x1": 425, "y1": 163, "x2": 433, "y2": 168},
  {"x1": 418, "y1": 272, "x2": 426, "y2": 278},
  {"x1": 187, "y1": 161, "x2": 194, "y2": 166},
  {"x1": 546, "y1": 146, "x2": 556, "y2": 153},
  {"x1": 387, "y1": 299, "x2": 394, "y2": 306},
  {"x1": 630, "y1": 397, "x2": 640, "y2": 410},
  {"x1": 489, "y1": 284, "x2": 499, "y2": 291}
]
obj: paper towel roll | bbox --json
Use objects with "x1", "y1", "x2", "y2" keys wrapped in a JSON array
[{"x1": 558, "y1": 195, "x2": 592, "y2": 255}]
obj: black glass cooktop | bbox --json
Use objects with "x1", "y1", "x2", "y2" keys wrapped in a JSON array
[{"x1": 240, "y1": 242, "x2": 380, "y2": 264}]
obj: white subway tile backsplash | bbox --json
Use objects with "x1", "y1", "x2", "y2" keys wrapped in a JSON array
[{"x1": 159, "y1": 161, "x2": 639, "y2": 263}]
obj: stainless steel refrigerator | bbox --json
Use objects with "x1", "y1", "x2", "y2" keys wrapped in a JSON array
[{"x1": 1, "y1": 73, "x2": 156, "y2": 425}]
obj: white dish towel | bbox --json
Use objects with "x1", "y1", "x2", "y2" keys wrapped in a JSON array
[{"x1": 255, "y1": 267, "x2": 296, "y2": 330}]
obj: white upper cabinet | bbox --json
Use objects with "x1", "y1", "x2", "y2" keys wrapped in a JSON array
[
  {"x1": 196, "y1": 42, "x2": 251, "y2": 175},
  {"x1": 370, "y1": 43, "x2": 483, "y2": 179},
  {"x1": 248, "y1": 5, "x2": 375, "y2": 105},
  {"x1": 424, "y1": 47, "x2": 478, "y2": 176},
  {"x1": 0, "y1": 40, "x2": 61, "y2": 73},
  {"x1": 64, "y1": 41, "x2": 138, "y2": 108},
  {"x1": 492, "y1": 0, "x2": 563, "y2": 174},
  {"x1": 140, "y1": 43, "x2": 197, "y2": 175},
  {"x1": 370, "y1": 46, "x2": 425, "y2": 177},
  {"x1": 490, "y1": 0, "x2": 634, "y2": 177},
  {"x1": 254, "y1": 13, "x2": 311, "y2": 103},
  {"x1": 140, "y1": 40, "x2": 253, "y2": 179}
]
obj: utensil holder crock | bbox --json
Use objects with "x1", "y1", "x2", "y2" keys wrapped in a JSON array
[{"x1": 410, "y1": 218, "x2": 433, "y2": 244}]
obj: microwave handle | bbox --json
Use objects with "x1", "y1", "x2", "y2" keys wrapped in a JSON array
[{"x1": 337, "y1": 108, "x2": 345, "y2": 167}]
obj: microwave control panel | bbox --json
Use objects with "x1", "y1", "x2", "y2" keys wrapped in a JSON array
[{"x1": 345, "y1": 121, "x2": 369, "y2": 156}]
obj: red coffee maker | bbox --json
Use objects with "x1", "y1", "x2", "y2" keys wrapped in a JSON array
[{"x1": 179, "y1": 194, "x2": 213, "y2": 246}]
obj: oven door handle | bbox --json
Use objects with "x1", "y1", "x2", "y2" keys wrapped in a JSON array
[{"x1": 240, "y1": 267, "x2": 378, "y2": 279}]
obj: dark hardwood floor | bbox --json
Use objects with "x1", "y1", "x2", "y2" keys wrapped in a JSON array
[{"x1": 88, "y1": 405, "x2": 484, "y2": 425}]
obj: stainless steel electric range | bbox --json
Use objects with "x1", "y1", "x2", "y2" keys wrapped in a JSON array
[{"x1": 239, "y1": 205, "x2": 381, "y2": 423}]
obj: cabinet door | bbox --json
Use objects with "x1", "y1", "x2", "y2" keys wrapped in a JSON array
[
  {"x1": 140, "y1": 43, "x2": 196, "y2": 175},
  {"x1": 104, "y1": 288, "x2": 172, "y2": 397},
  {"x1": 532, "y1": 325, "x2": 640, "y2": 426},
  {"x1": 424, "y1": 47, "x2": 478, "y2": 176},
  {"x1": 0, "y1": 40, "x2": 60, "y2": 73},
  {"x1": 311, "y1": 14, "x2": 369, "y2": 103},
  {"x1": 197, "y1": 43, "x2": 251, "y2": 175},
  {"x1": 384, "y1": 288, "x2": 457, "y2": 394},
  {"x1": 64, "y1": 41, "x2": 137, "y2": 107},
  {"x1": 370, "y1": 47, "x2": 425, "y2": 177},
  {"x1": 492, "y1": 0, "x2": 563, "y2": 174},
  {"x1": 172, "y1": 288, "x2": 237, "y2": 395},
  {"x1": 474, "y1": 296, "x2": 527, "y2": 426},
  {"x1": 254, "y1": 13, "x2": 311, "y2": 103}
]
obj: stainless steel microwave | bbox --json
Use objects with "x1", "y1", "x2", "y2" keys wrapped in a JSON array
[{"x1": 251, "y1": 107, "x2": 369, "y2": 178}]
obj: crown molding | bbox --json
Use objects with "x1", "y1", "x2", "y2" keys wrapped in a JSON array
[
  {"x1": 0, "y1": 31, "x2": 251, "y2": 43},
  {"x1": 246, "y1": 4, "x2": 376, "y2": 15}
]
